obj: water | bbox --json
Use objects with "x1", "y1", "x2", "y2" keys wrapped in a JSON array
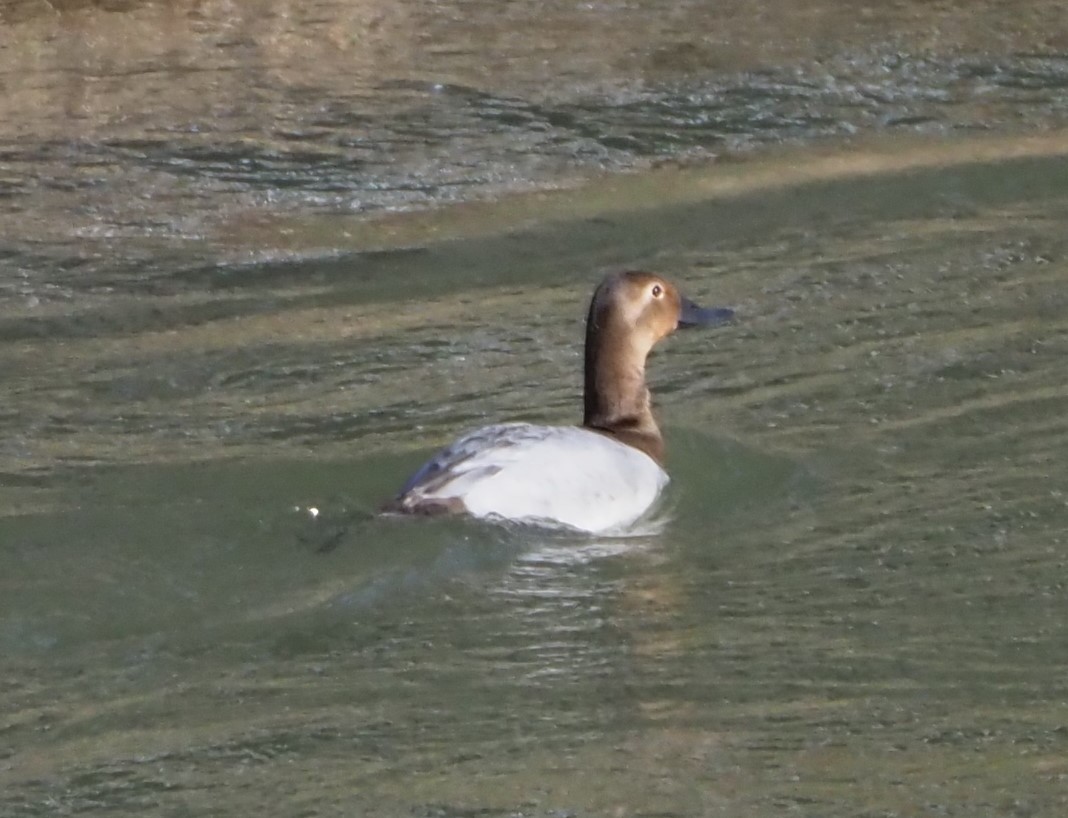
[{"x1": 3, "y1": 1, "x2": 1068, "y2": 816}]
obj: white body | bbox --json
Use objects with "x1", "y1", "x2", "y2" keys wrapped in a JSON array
[{"x1": 397, "y1": 423, "x2": 669, "y2": 534}]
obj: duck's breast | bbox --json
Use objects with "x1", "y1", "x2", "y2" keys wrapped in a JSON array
[{"x1": 397, "y1": 422, "x2": 668, "y2": 533}]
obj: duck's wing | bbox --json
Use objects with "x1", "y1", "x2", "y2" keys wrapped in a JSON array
[
  {"x1": 394, "y1": 423, "x2": 539, "y2": 498},
  {"x1": 392, "y1": 423, "x2": 668, "y2": 532}
]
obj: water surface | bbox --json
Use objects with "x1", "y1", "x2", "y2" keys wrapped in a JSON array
[{"x1": 3, "y1": 2, "x2": 1068, "y2": 816}]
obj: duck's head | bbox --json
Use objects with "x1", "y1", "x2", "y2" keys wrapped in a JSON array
[
  {"x1": 583, "y1": 271, "x2": 733, "y2": 460},
  {"x1": 586, "y1": 270, "x2": 734, "y2": 357}
]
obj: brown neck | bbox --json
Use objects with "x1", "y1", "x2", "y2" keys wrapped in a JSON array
[{"x1": 582, "y1": 301, "x2": 665, "y2": 464}]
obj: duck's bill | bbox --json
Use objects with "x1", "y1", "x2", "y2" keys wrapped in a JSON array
[{"x1": 678, "y1": 297, "x2": 734, "y2": 328}]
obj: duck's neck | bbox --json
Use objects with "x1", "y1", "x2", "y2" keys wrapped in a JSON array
[{"x1": 582, "y1": 309, "x2": 665, "y2": 464}]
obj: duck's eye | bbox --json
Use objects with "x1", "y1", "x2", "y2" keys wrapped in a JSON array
[{"x1": 651, "y1": 284, "x2": 663, "y2": 298}]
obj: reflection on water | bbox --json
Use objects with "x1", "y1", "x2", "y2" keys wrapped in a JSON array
[
  {"x1": 3, "y1": 0, "x2": 1068, "y2": 282},
  {"x1": 3, "y1": 0, "x2": 1068, "y2": 816}
]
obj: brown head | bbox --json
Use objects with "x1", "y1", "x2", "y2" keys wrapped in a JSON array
[{"x1": 582, "y1": 271, "x2": 733, "y2": 463}]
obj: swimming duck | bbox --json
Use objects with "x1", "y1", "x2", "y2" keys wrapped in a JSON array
[{"x1": 385, "y1": 271, "x2": 733, "y2": 533}]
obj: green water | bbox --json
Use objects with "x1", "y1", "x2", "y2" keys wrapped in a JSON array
[
  {"x1": 3, "y1": 146, "x2": 1068, "y2": 816},
  {"x1": 5, "y1": 0, "x2": 1068, "y2": 813}
]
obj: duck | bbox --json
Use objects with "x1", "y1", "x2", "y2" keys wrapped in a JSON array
[{"x1": 383, "y1": 271, "x2": 733, "y2": 533}]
